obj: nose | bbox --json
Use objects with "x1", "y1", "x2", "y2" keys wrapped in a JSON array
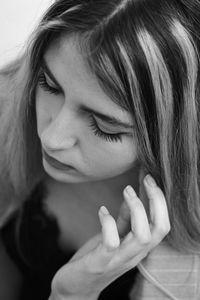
[{"x1": 41, "y1": 106, "x2": 78, "y2": 151}]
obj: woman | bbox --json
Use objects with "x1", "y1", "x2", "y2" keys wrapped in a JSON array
[{"x1": 0, "y1": 0, "x2": 200, "y2": 299}]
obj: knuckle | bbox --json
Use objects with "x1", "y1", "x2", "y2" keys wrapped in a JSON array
[
  {"x1": 151, "y1": 189, "x2": 165, "y2": 205},
  {"x1": 137, "y1": 232, "x2": 152, "y2": 246},
  {"x1": 157, "y1": 222, "x2": 171, "y2": 237},
  {"x1": 105, "y1": 241, "x2": 119, "y2": 252},
  {"x1": 132, "y1": 201, "x2": 145, "y2": 216},
  {"x1": 89, "y1": 266, "x2": 105, "y2": 276},
  {"x1": 135, "y1": 198, "x2": 145, "y2": 209},
  {"x1": 129, "y1": 197, "x2": 143, "y2": 209}
]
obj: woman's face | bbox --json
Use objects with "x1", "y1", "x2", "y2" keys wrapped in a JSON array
[{"x1": 35, "y1": 35, "x2": 138, "y2": 183}]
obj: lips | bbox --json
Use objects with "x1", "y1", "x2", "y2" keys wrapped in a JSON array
[{"x1": 42, "y1": 150, "x2": 74, "y2": 171}]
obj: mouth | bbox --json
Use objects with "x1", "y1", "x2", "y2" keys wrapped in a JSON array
[{"x1": 42, "y1": 150, "x2": 75, "y2": 171}]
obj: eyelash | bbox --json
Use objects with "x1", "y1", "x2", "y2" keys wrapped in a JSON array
[
  {"x1": 38, "y1": 71, "x2": 60, "y2": 95},
  {"x1": 38, "y1": 70, "x2": 123, "y2": 143},
  {"x1": 89, "y1": 116, "x2": 122, "y2": 143}
]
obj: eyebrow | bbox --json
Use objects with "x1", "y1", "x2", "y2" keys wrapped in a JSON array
[
  {"x1": 79, "y1": 105, "x2": 134, "y2": 129},
  {"x1": 41, "y1": 59, "x2": 134, "y2": 130}
]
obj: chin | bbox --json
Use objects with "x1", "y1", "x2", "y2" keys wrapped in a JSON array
[
  {"x1": 44, "y1": 165, "x2": 116, "y2": 184},
  {"x1": 43, "y1": 160, "x2": 137, "y2": 184},
  {"x1": 43, "y1": 162, "x2": 96, "y2": 183}
]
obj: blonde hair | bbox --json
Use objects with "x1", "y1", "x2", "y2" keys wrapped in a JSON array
[{"x1": 1, "y1": 0, "x2": 200, "y2": 253}]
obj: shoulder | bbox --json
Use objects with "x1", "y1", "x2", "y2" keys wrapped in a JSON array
[{"x1": 130, "y1": 241, "x2": 200, "y2": 299}]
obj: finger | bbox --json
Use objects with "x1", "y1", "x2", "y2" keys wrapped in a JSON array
[
  {"x1": 98, "y1": 206, "x2": 120, "y2": 251},
  {"x1": 84, "y1": 208, "x2": 120, "y2": 272},
  {"x1": 113, "y1": 186, "x2": 152, "y2": 264},
  {"x1": 143, "y1": 174, "x2": 171, "y2": 246},
  {"x1": 116, "y1": 200, "x2": 130, "y2": 238},
  {"x1": 139, "y1": 167, "x2": 150, "y2": 218},
  {"x1": 123, "y1": 185, "x2": 151, "y2": 245}
]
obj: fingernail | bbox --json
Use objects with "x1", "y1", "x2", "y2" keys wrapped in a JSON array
[
  {"x1": 99, "y1": 206, "x2": 109, "y2": 215},
  {"x1": 145, "y1": 174, "x2": 157, "y2": 187},
  {"x1": 125, "y1": 185, "x2": 137, "y2": 197}
]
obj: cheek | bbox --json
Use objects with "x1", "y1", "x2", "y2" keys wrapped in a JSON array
[{"x1": 84, "y1": 138, "x2": 137, "y2": 177}]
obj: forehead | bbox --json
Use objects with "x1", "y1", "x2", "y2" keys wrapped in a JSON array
[
  {"x1": 46, "y1": 35, "x2": 91, "y2": 83},
  {"x1": 44, "y1": 35, "x2": 133, "y2": 123}
]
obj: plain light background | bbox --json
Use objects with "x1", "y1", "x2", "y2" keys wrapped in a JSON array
[{"x1": 0, "y1": 0, "x2": 53, "y2": 68}]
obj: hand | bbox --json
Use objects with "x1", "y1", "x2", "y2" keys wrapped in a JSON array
[{"x1": 49, "y1": 173, "x2": 170, "y2": 300}]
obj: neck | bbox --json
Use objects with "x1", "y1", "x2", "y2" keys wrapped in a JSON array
[
  {"x1": 44, "y1": 164, "x2": 140, "y2": 214},
  {"x1": 43, "y1": 164, "x2": 140, "y2": 250}
]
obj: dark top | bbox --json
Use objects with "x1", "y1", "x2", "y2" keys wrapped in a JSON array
[{"x1": 1, "y1": 181, "x2": 138, "y2": 300}]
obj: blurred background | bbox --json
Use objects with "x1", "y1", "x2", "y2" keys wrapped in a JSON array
[{"x1": 0, "y1": 0, "x2": 52, "y2": 68}]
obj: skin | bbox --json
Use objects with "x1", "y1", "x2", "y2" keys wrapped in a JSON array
[
  {"x1": 35, "y1": 35, "x2": 170, "y2": 299},
  {"x1": 35, "y1": 35, "x2": 137, "y2": 183},
  {"x1": 49, "y1": 177, "x2": 170, "y2": 300}
]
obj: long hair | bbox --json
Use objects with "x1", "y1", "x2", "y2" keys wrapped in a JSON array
[{"x1": 1, "y1": 0, "x2": 200, "y2": 252}]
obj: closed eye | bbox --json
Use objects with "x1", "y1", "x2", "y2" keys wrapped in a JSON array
[
  {"x1": 89, "y1": 115, "x2": 123, "y2": 143},
  {"x1": 38, "y1": 70, "x2": 61, "y2": 95}
]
